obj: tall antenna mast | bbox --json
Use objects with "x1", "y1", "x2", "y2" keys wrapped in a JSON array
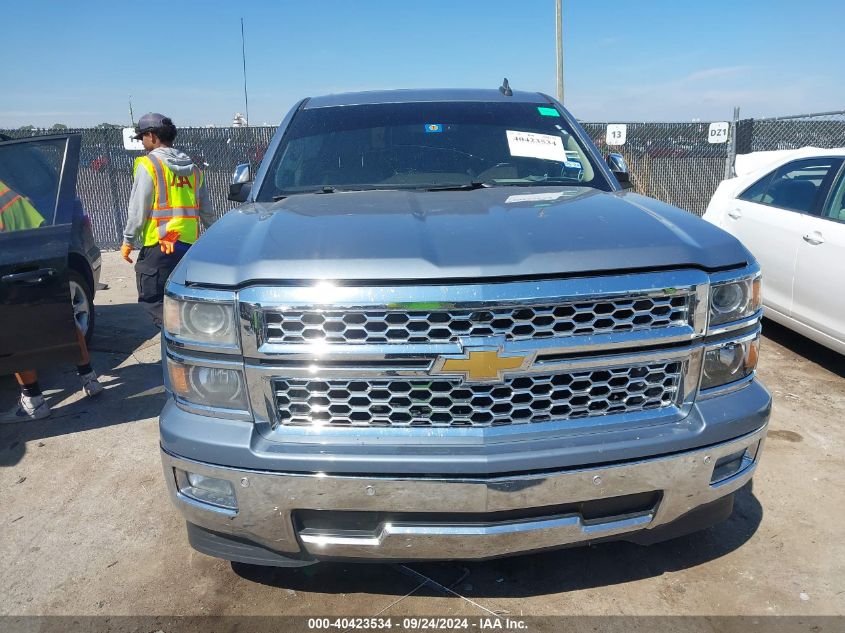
[
  {"x1": 241, "y1": 18, "x2": 250, "y2": 126},
  {"x1": 128, "y1": 95, "x2": 135, "y2": 126}
]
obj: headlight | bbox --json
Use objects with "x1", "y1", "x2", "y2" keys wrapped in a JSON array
[
  {"x1": 164, "y1": 294, "x2": 238, "y2": 348},
  {"x1": 709, "y1": 274, "x2": 762, "y2": 327},
  {"x1": 700, "y1": 334, "x2": 760, "y2": 390},
  {"x1": 167, "y1": 357, "x2": 248, "y2": 411}
]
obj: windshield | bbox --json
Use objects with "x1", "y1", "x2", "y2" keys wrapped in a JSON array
[{"x1": 257, "y1": 101, "x2": 611, "y2": 201}]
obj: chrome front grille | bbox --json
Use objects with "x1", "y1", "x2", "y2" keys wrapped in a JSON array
[
  {"x1": 273, "y1": 361, "x2": 683, "y2": 428},
  {"x1": 263, "y1": 295, "x2": 691, "y2": 345}
]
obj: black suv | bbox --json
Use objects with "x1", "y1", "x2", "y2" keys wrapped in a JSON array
[{"x1": 0, "y1": 133, "x2": 101, "y2": 374}]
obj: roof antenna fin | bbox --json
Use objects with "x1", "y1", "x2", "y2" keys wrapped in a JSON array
[{"x1": 499, "y1": 78, "x2": 513, "y2": 97}]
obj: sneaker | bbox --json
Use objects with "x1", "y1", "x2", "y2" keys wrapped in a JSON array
[
  {"x1": 1, "y1": 394, "x2": 52, "y2": 424},
  {"x1": 80, "y1": 371, "x2": 104, "y2": 398}
]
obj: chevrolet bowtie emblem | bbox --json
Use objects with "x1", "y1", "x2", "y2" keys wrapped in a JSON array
[{"x1": 435, "y1": 348, "x2": 531, "y2": 383}]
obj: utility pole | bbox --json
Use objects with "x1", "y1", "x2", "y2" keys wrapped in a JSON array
[
  {"x1": 241, "y1": 17, "x2": 250, "y2": 126},
  {"x1": 555, "y1": 0, "x2": 564, "y2": 104}
]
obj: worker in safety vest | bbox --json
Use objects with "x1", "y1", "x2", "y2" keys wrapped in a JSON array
[
  {"x1": 120, "y1": 113, "x2": 215, "y2": 327},
  {"x1": 0, "y1": 179, "x2": 46, "y2": 232}
]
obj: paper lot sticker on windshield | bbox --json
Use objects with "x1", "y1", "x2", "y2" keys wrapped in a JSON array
[
  {"x1": 506, "y1": 191, "x2": 569, "y2": 204},
  {"x1": 506, "y1": 130, "x2": 566, "y2": 162}
]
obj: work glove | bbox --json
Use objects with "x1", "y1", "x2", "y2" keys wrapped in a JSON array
[
  {"x1": 159, "y1": 230, "x2": 180, "y2": 255},
  {"x1": 121, "y1": 242, "x2": 134, "y2": 263}
]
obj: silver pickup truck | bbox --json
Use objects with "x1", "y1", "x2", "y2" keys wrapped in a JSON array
[{"x1": 158, "y1": 88, "x2": 770, "y2": 567}]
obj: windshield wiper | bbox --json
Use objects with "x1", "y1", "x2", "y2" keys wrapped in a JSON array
[
  {"x1": 486, "y1": 179, "x2": 588, "y2": 188},
  {"x1": 424, "y1": 181, "x2": 488, "y2": 192},
  {"x1": 273, "y1": 182, "x2": 492, "y2": 200},
  {"x1": 273, "y1": 185, "x2": 337, "y2": 201}
]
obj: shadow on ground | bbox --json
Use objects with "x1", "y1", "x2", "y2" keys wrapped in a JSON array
[
  {"x1": 232, "y1": 481, "x2": 762, "y2": 597},
  {"x1": 0, "y1": 303, "x2": 164, "y2": 467},
  {"x1": 762, "y1": 318, "x2": 844, "y2": 378}
]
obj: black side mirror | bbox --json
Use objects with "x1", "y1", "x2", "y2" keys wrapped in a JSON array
[
  {"x1": 228, "y1": 181, "x2": 252, "y2": 202},
  {"x1": 606, "y1": 152, "x2": 628, "y2": 173},
  {"x1": 228, "y1": 162, "x2": 252, "y2": 202},
  {"x1": 606, "y1": 152, "x2": 634, "y2": 190},
  {"x1": 614, "y1": 170, "x2": 634, "y2": 189}
]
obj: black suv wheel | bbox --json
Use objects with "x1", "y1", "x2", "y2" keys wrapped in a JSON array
[{"x1": 69, "y1": 269, "x2": 95, "y2": 344}]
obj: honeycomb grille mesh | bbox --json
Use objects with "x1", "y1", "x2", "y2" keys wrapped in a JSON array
[
  {"x1": 274, "y1": 362, "x2": 683, "y2": 428},
  {"x1": 264, "y1": 295, "x2": 691, "y2": 345}
]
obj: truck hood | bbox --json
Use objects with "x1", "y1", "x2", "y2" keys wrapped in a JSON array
[{"x1": 181, "y1": 187, "x2": 750, "y2": 286}]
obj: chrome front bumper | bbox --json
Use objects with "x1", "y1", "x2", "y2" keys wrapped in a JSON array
[{"x1": 161, "y1": 422, "x2": 767, "y2": 562}]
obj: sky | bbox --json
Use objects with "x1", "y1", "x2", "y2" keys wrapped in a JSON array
[{"x1": 2, "y1": 0, "x2": 843, "y2": 128}]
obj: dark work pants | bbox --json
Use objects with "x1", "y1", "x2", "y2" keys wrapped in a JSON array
[{"x1": 135, "y1": 243, "x2": 189, "y2": 328}]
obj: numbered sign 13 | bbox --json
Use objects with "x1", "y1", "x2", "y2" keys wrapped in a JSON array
[{"x1": 606, "y1": 124, "x2": 627, "y2": 146}]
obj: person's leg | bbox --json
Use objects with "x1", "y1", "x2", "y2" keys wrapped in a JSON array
[
  {"x1": 136, "y1": 246, "x2": 185, "y2": 328},
  {"x1": 74, "y1": 326, "x2": 103, "y2": 397},
  {"x1": 3, "y1": 322, "x2": 106, "y2": 422},
  {"x1": 75, "y1": 327, "x2": 90, "y2": 365},
  {"x1": 136, "y1": 246, "x2": 161, "y2": 327},
  {"x1": 2, "y1": 370, "x2": 51, "y2": 423},
  {"x1": 15, "y1": 370, "x2": 38, "y2": 387}
]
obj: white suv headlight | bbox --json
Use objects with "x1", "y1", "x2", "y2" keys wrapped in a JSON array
[{"x1": 164, "y1": 292, "x2": 239, "y2": 349}]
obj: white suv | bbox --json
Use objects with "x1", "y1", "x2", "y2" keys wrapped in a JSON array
[{"x1": 704, "y1": 147, "x2": 845, "y2": 354}]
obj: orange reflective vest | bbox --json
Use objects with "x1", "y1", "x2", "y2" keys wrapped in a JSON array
[
  {"x1": 0, "y1": 180, "x2": 46, "y2": 232},
  {"x1": 134, "y1": 155, "x2": 203, "y2": 247}
]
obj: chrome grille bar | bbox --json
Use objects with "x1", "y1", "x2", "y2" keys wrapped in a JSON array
[
  {"x1": 263, "y1": 295, "x2": 691, "y2": 345},
  {"x1": 238, "y1": 270, "x2": 711, "y2": 359},
  {"x1": 273, "y1": 361, "x2": 683, "y2": 429}
]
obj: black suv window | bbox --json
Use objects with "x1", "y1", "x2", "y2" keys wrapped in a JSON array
[
  {"x1": 739, "y1": 157, "x2": 841, "y2": 214},
  {"x1": 258, "y1": 101, "x2": 610, "y2": 201},
  {"x1": 0, "y1": 138, "x2": 70, "y2": 227}
]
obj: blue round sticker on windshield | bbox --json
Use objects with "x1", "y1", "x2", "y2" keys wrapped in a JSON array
[{"x1": 424, "y1": 123, "x2": 443, "y2": 133}]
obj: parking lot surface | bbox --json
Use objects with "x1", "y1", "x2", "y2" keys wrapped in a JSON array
[{"x1": 2, "y1": 251, "x2": 844, "y2": 617}]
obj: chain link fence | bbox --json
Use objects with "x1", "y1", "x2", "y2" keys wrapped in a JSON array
[
  {"x1": 0, "y1": 126, "x2": 276, "y2": 248},
  {"x1": 581, "y1": 122, "x2": 731, "y2": 216},
  {"x1": 3, "y1": 110, "x2": 843, "y2": 249},
  {"x1": 735, "y1": 110, "x2": 845, "y2": 153}
]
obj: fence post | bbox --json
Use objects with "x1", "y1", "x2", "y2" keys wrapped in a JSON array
[{"x1": 724, "y1": 106, "x2": 740, "y2": 181}]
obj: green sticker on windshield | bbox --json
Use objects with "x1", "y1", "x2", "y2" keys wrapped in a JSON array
[{"x1": 537, "y1": 106, "x2": 560, "y2": 117}]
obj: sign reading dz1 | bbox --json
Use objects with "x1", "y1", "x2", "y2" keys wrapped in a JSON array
[{"x1": 708, "y1": 121, "x2": 730, "y2": 144}]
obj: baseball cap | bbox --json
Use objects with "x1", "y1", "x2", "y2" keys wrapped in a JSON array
[{"x1": 133, "y1": 112, "x2": 171, "y2": 140}]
